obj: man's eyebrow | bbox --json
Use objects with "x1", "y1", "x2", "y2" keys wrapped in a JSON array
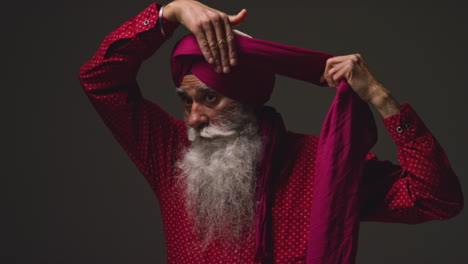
[
  {"x1": 175, "y1": 86, "x2": 213, "y2": 95},
  {"x1": 197, "y1": 86, "x2": 212, "y2": 92}
]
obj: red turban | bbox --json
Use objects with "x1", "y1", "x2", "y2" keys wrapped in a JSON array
[
  {"x1": 171, "y1": 34, "x2": 331, "y2": 105},
  {"x1": 171, "y1": 34, "x2": 377, "y2": 264}
]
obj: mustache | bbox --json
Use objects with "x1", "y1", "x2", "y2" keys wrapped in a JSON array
[
  {"x1": 188, "y1": 121, "x2": 238, "y2": 141},
  {"x1": 187, "y1": 104, "x2": 248, "y2": 141}
]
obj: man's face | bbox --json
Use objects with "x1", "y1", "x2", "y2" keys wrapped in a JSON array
[
  {"x1": 176, "y1": 74, "x2": 261, "y2": 245},
  {"x1": 176, "y1": 75, "x2": 237, "y2": 130}
]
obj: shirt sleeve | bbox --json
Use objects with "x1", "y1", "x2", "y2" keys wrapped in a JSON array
[
  {"x1": 78, "y1": 3, "x2": 186, "y2": 194},
  {"x1": 359, "y1": 103, "x2": 464, "y2": 223}
]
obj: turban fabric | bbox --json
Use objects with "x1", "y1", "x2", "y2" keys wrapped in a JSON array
[{"x1": 171, "y1": 34, "x2": 377, "y2": 264}]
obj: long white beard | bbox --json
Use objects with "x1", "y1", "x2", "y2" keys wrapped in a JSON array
[{"x1": 176, "y1": 104, "x2": 262, "y2": 247}]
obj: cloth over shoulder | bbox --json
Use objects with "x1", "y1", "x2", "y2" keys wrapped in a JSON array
[{"x1": 171, "y1": 33, "x2": 377, "y2": 264}]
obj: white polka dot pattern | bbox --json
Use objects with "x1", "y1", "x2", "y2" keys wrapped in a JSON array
[{"x1": 78, "y1": 3, "x2": 464, "y2": 263}]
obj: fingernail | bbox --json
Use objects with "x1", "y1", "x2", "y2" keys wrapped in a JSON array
[
  {"x1": 215, "y1": 66, "x2": 221, "y2": 73},
  {"x1": 223, "y1": 66, "x2": 230, "y2": 73},
  {"x1": 208, "y1": 57, "x2": 214, "y2": 64},
  {"x1": 230, "y1": 58, "x2": 237, "y2": 66}
]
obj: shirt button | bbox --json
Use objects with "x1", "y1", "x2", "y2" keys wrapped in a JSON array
[
  {"x1": 404, "y1": 123, "x2": 412, "y2": 129},
  {"x1": 396, "y1": 126, "x2": 403, "y2": 133},
  {"x1": 143, "y1": 20, "x2": 150, "y2": 25}
]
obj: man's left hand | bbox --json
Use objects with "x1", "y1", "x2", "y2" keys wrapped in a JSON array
[
  {"x1": 322, "y1": 54, "x2": 401, "y2": 118},
  {"x1": 321, "y1": 54, "x2": 383, "y2": 103}
]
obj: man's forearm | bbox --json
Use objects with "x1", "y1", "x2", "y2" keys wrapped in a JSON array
[{"x1": 368, "y1": 82, "x2": 401, "y2": 118}]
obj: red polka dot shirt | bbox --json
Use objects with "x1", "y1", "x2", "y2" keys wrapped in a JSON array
[{"x1": 78, "y1": 3, "x2": 464, "y2": 264}]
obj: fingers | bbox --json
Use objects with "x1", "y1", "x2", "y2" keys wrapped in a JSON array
[
  {"x1": 213, "y1": 16, "x2": 230, "y2": 73},
  {"x1": 193, "y1": 29, "x2": 214, "y2": 66},
  {"x1": 331, "y1": 62, "x2": 352, "y2": 87},
  {"x1": 201, "y1": 20, "x2": 222, "y2": 73},
  {"x1": 199, "y1": 13, "x2": 237, "y2": 73},
  {"x1": 325, "y1": 61, "x2": 348, "y2": 88},
  {"x1": 223, "y1": 16, "x2": 237, "y2": 66},
  {"x1": 323, "y1": 58, "x2": 343, "y2": 87},
  {"x1": 229, "y1": 9, "x2": 248, "y2": 26},
  {"x1": 323, "y1": 54, "x2": 362, "y2": 87},
  {"x1": 190, "y1": 7, "x2": 247, "y2": 74}
]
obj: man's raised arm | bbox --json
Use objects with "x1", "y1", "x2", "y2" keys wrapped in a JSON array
[
  {"x1": 360, "y1": 103, "x2": 464, "y2": 223},
  {"x1": 323, "y1": 55, "x2": 465, "y2": 223},
  {"x1": 78, "y1": 1, "x2": 247, "y2": 192},
  {"x1": 78, "y1": 3, "x2": 184, "y2": 191}
]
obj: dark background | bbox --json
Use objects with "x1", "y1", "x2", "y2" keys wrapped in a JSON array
[{"x1": 6, "y1": 0, "x2": 467, "y2": 263}]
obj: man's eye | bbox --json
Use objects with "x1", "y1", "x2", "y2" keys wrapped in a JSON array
[{"x1": 205, "y1": 93, "x2": 217, "y2": 102}]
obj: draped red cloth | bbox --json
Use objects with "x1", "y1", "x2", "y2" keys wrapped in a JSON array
[
  {"x1": 307, "y1": 80, "x2": 376, "y2": 264},
  {"x1": 171, "y1": 34, "x2": 376, "y2": 264}
]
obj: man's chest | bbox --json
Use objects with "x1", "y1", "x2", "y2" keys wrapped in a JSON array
[{"x1": 156, "y1": 151, "x2": 316, "y2": 264}]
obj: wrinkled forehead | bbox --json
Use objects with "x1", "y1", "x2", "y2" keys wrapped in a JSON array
[
  {"x1": 176, "y1": 75, "x2": 213, "y2": 95},
  {"x1": 178, "y1": 74, "x2": 208, "y2": 89}
]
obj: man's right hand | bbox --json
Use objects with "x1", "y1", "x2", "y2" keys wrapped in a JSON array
[{"x1": 164, "y1": 0, "x2": 248, "y2": 74}]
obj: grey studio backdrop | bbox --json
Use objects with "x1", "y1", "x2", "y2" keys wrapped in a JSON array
[{"x1": 5, "y1": 0, "x2": 468, "y2": 263}]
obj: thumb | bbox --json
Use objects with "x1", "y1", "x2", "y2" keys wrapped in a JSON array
[{"x1": 228, "y1": 9, "x2": 248, "y2": 26}]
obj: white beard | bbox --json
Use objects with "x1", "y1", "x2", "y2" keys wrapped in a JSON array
[{"x1": 176, "y1": 103, "x2": 262, "y2": 247}]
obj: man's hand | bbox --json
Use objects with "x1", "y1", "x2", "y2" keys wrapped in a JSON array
[
  {"x1": 321, "y1": 54, "x2": 401, "y2": 118},
  {"x1": 322, "y1": 54, "x2": 381, "y2": 102},
  {"x1": 164, "y1": 0, "x2": 248, "y2": 74}
]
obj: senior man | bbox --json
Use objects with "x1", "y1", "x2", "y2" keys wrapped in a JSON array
[{"x1": 79, "y1": 1, "x2": 463, "y2": 263}]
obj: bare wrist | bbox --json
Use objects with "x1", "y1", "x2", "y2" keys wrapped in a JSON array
[{"x1": 368, "y1": 83, "x2": 401, "y2": 118}]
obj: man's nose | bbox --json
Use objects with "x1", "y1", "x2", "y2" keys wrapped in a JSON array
[{"x1": 187, "y1": 103, "x2": 209, "y2": 129}]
